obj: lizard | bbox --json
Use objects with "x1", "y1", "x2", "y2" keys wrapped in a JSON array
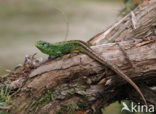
[{"x1": 35, "y1": 40, "x2": 147, "y2": 105}]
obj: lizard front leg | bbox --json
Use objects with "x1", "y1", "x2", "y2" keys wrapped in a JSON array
[
  {"x1": 48, "y1": 55, "x2": 58, "y2": 60},
  {"x1": 48, "y1": 51, "x2": 63, "y2": 60}
]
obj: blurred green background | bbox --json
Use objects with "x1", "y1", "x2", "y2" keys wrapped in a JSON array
[{"x1": 0, "y1": 0, "x2": 151, "y2": 114}]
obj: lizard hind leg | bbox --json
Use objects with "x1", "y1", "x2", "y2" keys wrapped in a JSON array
[{"x1": 70, "y1": 47, "x2": 81, "y2": 58}]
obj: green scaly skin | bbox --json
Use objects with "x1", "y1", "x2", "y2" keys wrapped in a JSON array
[
  {"x1": 35, "y1": 40, "x2": 85, "y2": 58},
  {"x1": 35, "y1": 40, "x2": 147, "y2": 105}
]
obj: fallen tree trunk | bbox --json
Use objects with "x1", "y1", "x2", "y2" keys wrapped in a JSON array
[
  {"x1": 3, "y1": 0, "x2": 156, "y2": 114},
  {"x1": 11, "y1": 38, "x2": 156, "y2": 114}
]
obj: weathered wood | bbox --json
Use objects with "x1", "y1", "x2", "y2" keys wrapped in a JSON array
[{"x1": 88, "y1": 0, "x2": 156, "y2": 45}]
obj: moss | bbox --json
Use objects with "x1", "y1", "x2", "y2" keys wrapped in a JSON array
[
  {"x1": 77, "y1": 98, "x2": 89, "y2": 110},
  {"x1": 77, "y1": 86, "x2": 85, "y2": 91},
  {"x1": 30, "y1": 89, "x2": 55, "y2": 111},
  {"x1": 42, "y1": 90, "x2": 53, "y2": 103},
  {"x1": 60, "y1": 105, "x2": 68, "y2": 112},
  {"x1": 54, "y1": 104, "x2": 76, "y2": 114},
  {"x1": 68, "y1": 88, "x2": 75, "y2": 95}
]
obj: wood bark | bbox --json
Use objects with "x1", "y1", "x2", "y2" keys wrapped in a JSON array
[
  {"x1": 5, "y1": 0, "x2": 156, "y2": 114},
  {"x1": 88, "y1": 0, "x2": 156, "y2": 44}
]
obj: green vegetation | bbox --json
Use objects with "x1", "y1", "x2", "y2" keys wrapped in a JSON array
[
  {"x1": 39, "y1": 89, "x2": 54, "y2": 104},
  {"x1": 0, "y1": 83, "x2": 13, "y2": 114},
  {"x1": 0, "y1": 84, "x2": 13, "y2": 105},
  {"x1": 120, "y1": 0, "x2": 144, "y2": 15},
  {"x1": 54, "y1": 104, "x2": 76, "y2": 114},
  {"x1": 30, "y1": 89, "x2": 55, "y2": 111},
  {"x1": 77, "y1": 98, "x2": 89, "y2": 110}
]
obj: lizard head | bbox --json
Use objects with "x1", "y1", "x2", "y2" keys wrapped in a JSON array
[{"x1": 35, "y1": 40, "x2": 53, "y2": 56}]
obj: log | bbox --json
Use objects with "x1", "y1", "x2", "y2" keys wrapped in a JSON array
[{"x1": 11, "y1": 38, "x2": 156, "y2": 113}]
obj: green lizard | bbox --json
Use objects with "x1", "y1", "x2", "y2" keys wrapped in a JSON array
[{"x1": 35, "y1": 40, "x2": 147, "y2": 105}]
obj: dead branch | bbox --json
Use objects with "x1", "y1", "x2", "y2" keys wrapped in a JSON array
[{"x1": 88, "y1": 0, "x2": 156, "y2": 45}]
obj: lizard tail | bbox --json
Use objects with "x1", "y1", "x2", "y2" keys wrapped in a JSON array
[{"x1": 75, "y1": 40, "x2": 147, "y2": 105}]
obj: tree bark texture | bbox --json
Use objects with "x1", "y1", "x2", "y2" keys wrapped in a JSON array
[{"x1": 88, "y1": 0, "x2": 156, "y2": 44}]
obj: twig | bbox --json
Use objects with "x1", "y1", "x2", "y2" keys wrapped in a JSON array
[
  {"x1": 131, "y1": 11, "x2": 137, "y2": 29},
  {"x1": 0, "y1": 106, "x2": 11, "y2": 110}
]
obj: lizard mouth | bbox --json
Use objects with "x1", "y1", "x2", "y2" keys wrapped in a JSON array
[{"x1": 35, "y1": 42, "x2": 39, "y2": 48}]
